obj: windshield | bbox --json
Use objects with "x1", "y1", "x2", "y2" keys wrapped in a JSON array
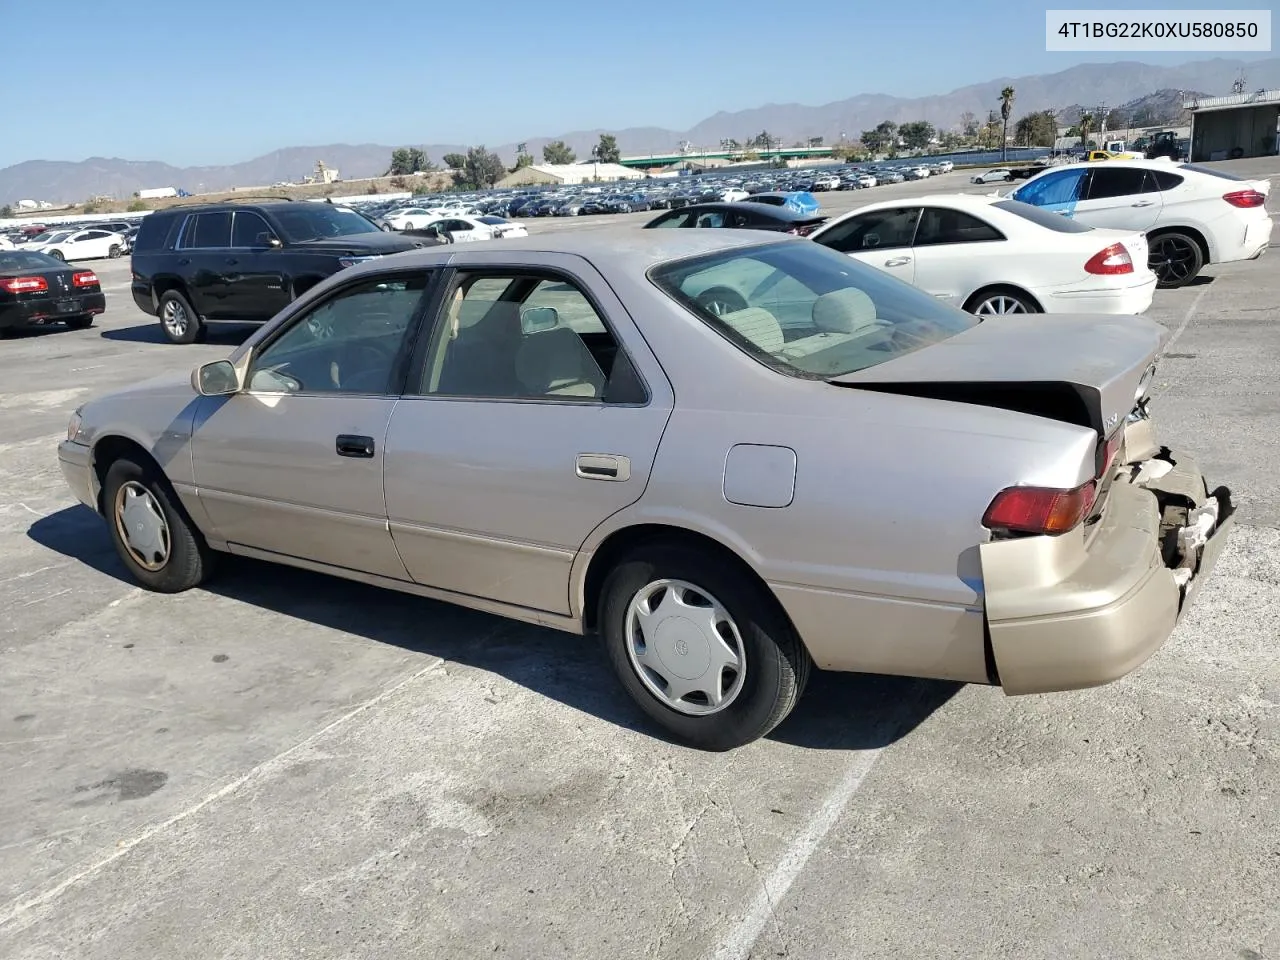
[
  {"x1": 273, "y1": 206, "x2": 381, "y2": 242},
  {"x1": 0, "y1": 251, "x2": 65, "y2": 272},
  {"x1": 649, "y1": 240, "x2": 976, "y2": 379}
]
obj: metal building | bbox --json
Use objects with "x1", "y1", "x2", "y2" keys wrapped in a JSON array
[{"x1": 1184, "y1": 89, "x2": 1280, "y2": 162}]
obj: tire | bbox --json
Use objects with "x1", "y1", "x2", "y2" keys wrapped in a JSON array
[
  {"x1": 48, "y1": 250, "x2": 64, "y2": 261},
  {"x1": 403, "y1": 221, "x2": 414, "y2": 230},
  {"x1": 1149, "y1": 231, "x2": 1204, "y2": 289},
  {"x1": 108, "y1": 244, "x2": 122, "y2": 259},
  {"x1": 102, "y1": 456, "x2": 215, "y2": 593},
  {"x1": 599, "y1": 544, "x2": 811, "y2": 751},
  {"x1": 64, "y1": 314, "x2": 94, "y2": 330},
  {"x1": 965, "y1": 287, "x2": 1039, "y2": 317},
  {"x1": 157, "y1": 289, "x2": 204, "y2": 344}
]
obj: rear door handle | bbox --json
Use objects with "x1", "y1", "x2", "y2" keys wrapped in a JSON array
[
  {"x1": 1131, "y1": 200, "x2": 1155, "y2": 207},
  {"x1": 576, "y1": 454, "x2": 630, "y2": 482},
  {"x1": 335, "y1": 434, "x2": 376, "y2": 458},
  {"x1": 884, "y1": 256, "x2": 912, "y2": 267}
]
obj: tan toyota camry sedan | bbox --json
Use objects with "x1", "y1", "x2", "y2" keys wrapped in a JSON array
[{"x1": 58, "y1": 229, "x2": 1234, "y2": 750}]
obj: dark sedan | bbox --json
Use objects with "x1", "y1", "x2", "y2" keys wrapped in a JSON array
[
  {"x1": 643, "y1": 202, "x2": 826, "y2": 235},
  {"x1": 0, "y1": 250, "x2": 106, "y2": 336}
]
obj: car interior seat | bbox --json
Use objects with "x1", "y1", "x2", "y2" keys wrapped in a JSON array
[{"x1": 514, "y1": 325, "x2": 607, "y2": 398}]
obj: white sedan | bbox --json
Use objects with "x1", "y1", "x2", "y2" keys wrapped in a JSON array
[
  {"x1": 1007, "y1": 158, "x2": 1273, "y2": 287},
  {"x1": 420, "y1": 215, "x2": 529, "y2": 242},
  {"x1": 26, "y1": 228, "x2": 127, "y2": 262},
  {"x1": 972, "y1": 168, "x2": 1013, "y2": 184},
  {"x1": 808, "y1": 193, "x2": 1157, "y2": 316},
  {"x1": 720, "y1": 188, "x2": 750, "y2": 202},
  {"x1": 382, "y1": 207, "x2": 450, "y2": 231}
]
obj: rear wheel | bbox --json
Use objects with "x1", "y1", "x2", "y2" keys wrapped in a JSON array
[
  {"x1": 966, "y1": 287, "x2": 1039, "y2": 316},
  {"x1": 48, "y1": 250, "x2": 64, "y2": 261},
  {"x1": 103, "y1": 457, "x2": 215, "y2": 593},
  {"x1": 64, "y1": 315, "x2": 94, "y2": 330},
  {"x1": 1149, "y1": 231, "x2": 1204, "y2": 288},
  {"x1": 158, "y1": 289, "x2": 204, "y2": 344},
  {"x1": 599, "y1": 544, "x2": 811, "y2": 750}
]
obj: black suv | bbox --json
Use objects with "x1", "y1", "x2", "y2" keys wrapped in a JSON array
[{"x1": 130, "y1": 200, "x2": 441, "y2": 343}]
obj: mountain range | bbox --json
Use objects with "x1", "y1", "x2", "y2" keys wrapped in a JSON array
[{"x1": 4, "y1": 56, "x2": 1277, "y2": 205}]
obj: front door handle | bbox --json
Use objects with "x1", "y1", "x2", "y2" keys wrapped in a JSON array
[
  {"x1": 1131, "y1": 200, "x2": 1155, "y2": 207},
  {"x1": 335, "y1": 434, "x2": 376, "y2": 458},
  {"x1": 576, "y1": 453, "x2": 630, "y2": 482},
  {"x1": 884, "y1": 256, "x2": 912, "y2": 267}
]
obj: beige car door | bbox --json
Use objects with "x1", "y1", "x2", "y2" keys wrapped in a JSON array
[
  {"x1": 190, "y1": 270, "x2": 433, "y2": 580},
  {"x1": 383, "y1": 255, "x2": 674, "y2": 616}
]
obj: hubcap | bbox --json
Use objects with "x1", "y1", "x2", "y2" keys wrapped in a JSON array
[
  {"x1": 624, "y1": 579, "x2": 745, "y2": 716},
  {"x1": 974, "y1": 295, "x2": 1027, "y2": 315},
  {"x1": 1151, "y1": 237, "x2": 1195, "y2": 283},
  {"x1": 162, "y1": 299, "x2": 188, "y2": 337},
  {"x1": 113, "y1": 481, "x2": 171, "y2": 571}
]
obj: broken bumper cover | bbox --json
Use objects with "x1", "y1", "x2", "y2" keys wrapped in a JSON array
[{"x1": 979, "y1": 430, "x2": 1235, "y2": 696}]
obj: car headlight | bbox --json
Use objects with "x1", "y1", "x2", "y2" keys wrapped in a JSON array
[
  {"x1": 66, "y1": 410, "x2": 85, "y2": 443},
  {"x1": 337, "y1": 254, "x2": 381, "y2": 269}
]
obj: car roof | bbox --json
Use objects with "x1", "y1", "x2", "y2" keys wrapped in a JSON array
[
  {"x1": 673, "y1": 202, "x2": 817, "y2": 221},
  {"x1": 351, "y1": 227, "x2": 787, "y2": 277}
]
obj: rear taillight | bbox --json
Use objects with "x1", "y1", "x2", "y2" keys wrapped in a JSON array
[
  {"x1": 0, "y1": 276, "x2": 48, "y2": 294},
  {"x1": 72, "y1": 271, "x2": 98, "y2": 288},
  {"x1": 1223, "y1": 189, "x2": 1266, "y2": 208},
  {"x1": 1084, "y1": 242, "x2": 1134, "y2": 275},
  {"x1": 1096, "y1": 431, "x2": 1123, "y2": 478},
  {"x1": 983, "y1": 481, "x2": 1098, "y2": 536}
]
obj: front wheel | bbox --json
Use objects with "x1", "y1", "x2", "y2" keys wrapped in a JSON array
[
  {"x1": 157, "y1": 290, "x2": 204, "y2": 344},
  {"x1": 103, "y1": 457, "x2": 215, "y2": 593},
  {"x1": 1149, "y1": 232, "x2": 1204, "y2": 288},
  {"x1": 599, "y1": 544, "x2": 810, "y2": 750}
]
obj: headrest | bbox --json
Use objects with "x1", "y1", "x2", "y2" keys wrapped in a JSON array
[
  {"x1": 720, "y1": 307, "x2": 783, "y2": 354},
  {"x1": 811, "y1": 288, "x2": 879, "y2": 335}
]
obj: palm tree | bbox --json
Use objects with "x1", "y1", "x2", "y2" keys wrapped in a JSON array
[
  {"x1": 1078, "y1": 111, "x2": 1095, "y2": 151},
  {"x1": 999, "y1": 86, "x2": 1016, "y2": 162}
]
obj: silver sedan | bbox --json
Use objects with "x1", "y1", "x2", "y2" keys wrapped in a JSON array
[{"x1": 58, "y1": 230, "x2": 1234, "y2": 749}]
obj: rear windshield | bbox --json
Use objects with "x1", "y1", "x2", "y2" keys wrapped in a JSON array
[
  {"x1": 0, "y1": 251, "x2": 64, "y2": 272},
  {"x1": 1180, "y1": 164, "x2": 1245, "y2": 181},
  {"x1": 649, "y1": 240, "x2": 976, "y2": 380},
  {"x1": 273, "y1": 206, "x2": 382, "y2": 242},
  {"x1": 992, "y1": 199, "x2": 1094, "y2": 232}
]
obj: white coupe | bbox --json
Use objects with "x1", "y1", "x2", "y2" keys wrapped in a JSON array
[
  {"x1": 26, "y1": 228, "x2": 127, "y2": 262},
  {"x1": 1008, "y1": 158, "x2": 1273, "y2": 287},
  {"x1": 808, "y1": 194, "x2": 1157, "y2": 316}
]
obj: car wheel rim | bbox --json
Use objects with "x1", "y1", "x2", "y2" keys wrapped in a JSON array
[
  {"x1": 1150, "y1": 237, "x2": 1195, "y2": 282},
  {"x1": 162, "y1": 300, "x2": 188, "y2": 337},
  {"x1": 113, "y1": 481, "x2": 171, "y2": 572},
  {"x1": 974, "y1": 295, "x2": 1027, "y2": 315},
  {"x1": 624, "y1": 578, "x2": 746, "y2": 717}
]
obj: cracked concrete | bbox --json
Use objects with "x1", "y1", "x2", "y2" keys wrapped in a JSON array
[{"x1": 1, "y1": 159, "x2": 1278, "y2": 959}]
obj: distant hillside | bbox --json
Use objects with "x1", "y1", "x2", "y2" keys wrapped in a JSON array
[
  {"x1": 1058, "y1": 88, "x2": 1207, "y2": 128},
  {"x1": 3, "y1": 56, "x2": 1277, "y2": 205}
]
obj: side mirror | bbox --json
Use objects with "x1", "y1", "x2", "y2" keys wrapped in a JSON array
[
  {"x1": 266, "y1": 236, "x2": 283, "y2": 249},
  {"x1": 520, "y1": 306, "x2": 559, "y2": 334},
  {"x1": 192, "y1": 359, "x2": 241, "y2": 396}
]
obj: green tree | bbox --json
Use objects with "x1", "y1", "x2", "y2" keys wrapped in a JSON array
[
  {"x1": 1078, "y1": 111, "x2": 1095, "y2": 148},
  {"x1": 442, "y1": 152, "x2": 466, "y2": 170},
  {"x1": 511, "y1": 153, "x2": 534, "y2": 173},
  {"x1": 542, "y1": 140, "x2": 576, "y2": 164},
  {"x1": 0, "y1": 204, "x2": 12, "y2": 218},
  {"x1": 859, "y1": 121, "x2": 897, "y2": 153},
  {"x1": 898, "y1": 121, "x2": 935, "y2": 151},
  {"x1": 1014, "y1": 110, "x2": 1058, "y2": 147},
  {"x1": 959, "y1": 111, "x2": 978, "y2": 137},
  {"x1": 388, "y1": 147, "x2": 414, "y2": 175},
  {"x1": 126, "y1": 199, "x2": 146, "y2": 212},
  {"x1": 999, "y1": 87, "x2": 1016, "y2": 161},
  {"x1": 454, "y1": 146, "x2": 506, "y2": 189},
  {"x1": 593, "y1": 133, "x2": 620, "y2": 163}
]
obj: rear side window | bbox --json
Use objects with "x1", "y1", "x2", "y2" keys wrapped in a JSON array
[
  {"x1": 181, "y1": 212, "x2": 233, "y2": 249},
  {"x1": 131, "y1": 214, "x2": 178, "y2": 254},
  {"x1": 1151, "y1": 170, "x2": 1185, "y2": 191},
  {"x1": 914, "y1": 208, "x2": 1005, "y2": 246},
  {"x1": 991, "y1": 200, "x2": 1094, "y2": 232},
  {"x1": 1086, "y1": 167, "x2": 1155, "y2": 200}
]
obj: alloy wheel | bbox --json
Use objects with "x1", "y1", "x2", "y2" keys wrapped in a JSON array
[
  {"x1": 161, "y1": 299, "x2": 189, "y2": 338},
  {"x1": 1150, "y1": 236, "x2": 1197, "y2": 285},
  {"x1": 973, "y1": 294, "x2": 1029, "y2": 315}
]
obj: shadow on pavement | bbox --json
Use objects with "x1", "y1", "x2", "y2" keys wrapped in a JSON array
[
  {"x1": 29, "y1": 504, "x2": 958, "y2": 751},
  {"x1": 100, "y1": 323, "x2": 251, "y2": 345}
]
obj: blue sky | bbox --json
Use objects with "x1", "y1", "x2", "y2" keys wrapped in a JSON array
[{"x1": 5, "y1": 0, "x2": 1274, "y2": 168}]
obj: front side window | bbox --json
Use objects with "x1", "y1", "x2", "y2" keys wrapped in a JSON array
[
  {"x1": 813, "y1": 207, "x2": 921, "y2": 253},
  {"x1": 650, "y1": 240, "x2": 975, "y2": 379},
  {"x1": 913, "y1": 208, "x2": 1005, "y2": 246},
  {"x1": 421, "y1": 272, "x2": 640, "y2": 402},
  {"x1": 1011, "y1": 169, "x2": 1088, "y2": 207},
  {"x1": 246, "y1": 273, "x2": 429, "y2": 395},
  {"x1": 231, "y1": 211, "x2": 274, "y2": 247}
]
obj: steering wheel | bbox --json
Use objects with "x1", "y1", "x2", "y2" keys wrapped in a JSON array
[
  {"x1": 695, "y1": 286, "x2": 748, "y2": 317},
  {"x1": 329, "y1": 341, "x2": 395, "y2": 391}
]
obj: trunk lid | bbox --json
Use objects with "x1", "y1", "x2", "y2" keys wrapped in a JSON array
[{"x1": 830, "y1": 313, "x2": 1165, "y2": 437}]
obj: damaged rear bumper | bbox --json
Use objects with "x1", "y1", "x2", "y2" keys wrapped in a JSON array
[{"x1": 979, "y1": 419, "x2": 1235, "y2": 696}]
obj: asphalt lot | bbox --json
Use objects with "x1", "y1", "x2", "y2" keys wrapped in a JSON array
[{"x1": 1, "y1": 161, "x2": 1278, "y2": 960}]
